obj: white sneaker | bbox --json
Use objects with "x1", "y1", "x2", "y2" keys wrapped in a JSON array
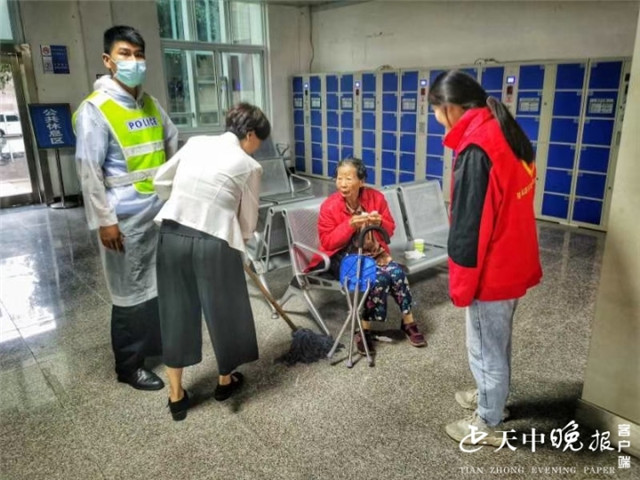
[
  {"x1": 445, "y1": 412, "x2": 504, "y2": 448},
  {"x1": 455, "y1": 388, "x2": 510, "y2": 421}
]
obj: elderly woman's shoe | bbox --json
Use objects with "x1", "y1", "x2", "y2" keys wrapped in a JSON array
[
  {"x1": 401, "y1": 322, "x2": 427, "y2": 347},
  {"x1": 214, "y1": 372, "x2": 244, "y2": 401},
  {"x1": 168, "y1": 390, "x2": 189, "y2": 421}
]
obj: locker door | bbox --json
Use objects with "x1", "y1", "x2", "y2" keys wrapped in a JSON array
[
  {"x1": 425, "y1": 69, "x2": 446, "y2": 183},
  {"x1": 516, "y1": 64, "x2": 545, "y2": 149},
  {"x1": 361, "y1": 72, "x2": 377, "y2": 185},
  {"x1": 381, "y1": 71, "x2": 399, "y2": 186},
  {"x1": 292, "y1": 76, "x2": 306, "y2": 172},
  {"x1": 399, "y1": 70, "x2": 418, "y2": 183},
  {"x1": 310, "y1": 75, "x2": 324, "y2": 176},
  {"x1": 340, "y1": 74, "x2": 354, "y2": 162},
  {"x1": 326, "y1": 74, "x2": 340, "y2": 178}
]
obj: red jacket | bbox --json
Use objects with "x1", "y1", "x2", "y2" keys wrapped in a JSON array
[
  {"x1": 445, "y1": 107, "x2": 542, "y2": 307},
  {"x1": 308, "y1": 188, "x2": 395, "y2": 271}
]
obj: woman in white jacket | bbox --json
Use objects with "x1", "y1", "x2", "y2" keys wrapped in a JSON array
[{"x1": 154, "y1": 103, "x2": 269, "y2": 421}]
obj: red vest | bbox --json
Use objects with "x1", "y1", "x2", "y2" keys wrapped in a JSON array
[{"x1": 444, "y1": 107, "x2": 542, "y2": 307}]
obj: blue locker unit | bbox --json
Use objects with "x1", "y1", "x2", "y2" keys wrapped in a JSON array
[
  {"x1": 425, "y1": 69, "x2": 447, "y2": 183},
  {"x1": 325, "y1": 74, "x2": 340, "y2": 179},
  {"x1": 339, "y1": 75, "x2": 354, "y2": 166},
  {"x1": 547, "y1": 144, "x2": 576, "y2": 170},
  {"x1": 516, "y1": 66, "x2": 545, "y2": 154},
  {"x1": 382, "y1": 132, "x2": 397, "y2": 151},
  {"x1": 293, "y1": 76, "x2": 306, "y2": 172},
  {"x1": 401, "y1": 113, "x2": 416, "y2": 133},
  {"x1": 363, "y1": 131, "x2": 376, "y2": 149},
  {"x1": 517, "y1": 117, "x2": 540, "y2": 144},
  {"x1": 311, "y1": 126, "x2": 322, "y2": 143},
  {"x1": 589, "y1": 62, "x2": 622, "y2": 89},
  {"x1": 362, "y1": 111, "x2": 376, "y2": 130},
  {"x1": 327, "y1": 128, "x2": 339, "y2": 145},
  {"x1": 309, "y1": 75, "x2": 323, "y2": 176},
  {"x1": 555, "y1": 63, "x2": 586, "y2": 89},
  {"x1": 545, "y1": 169, "x2": 573, "y2": 194},
  {"x1": 381, "y1": 71, "x2": 399, "y2": 184},
  {"x1": 568, "y1": 60, "x2": 623, "y2": 226},
  {"x1": 572, "y1": 198, "x2": 603, "y2": 225},
  {"x1": 382, "y1": 169, "x2": 397, "y2": 186},
  {"x1": 399, "y1": 172, "x2": 415, "y2": 183},
  {"x1": 399, "y1": 153, "x2": 415, "y2": 172},
  {"x1": 326, "y1": 94, "x2": 339, "y2": 111},
  {"x1": 327, "y1": 111, "x2": 339, "y2": 128},
  {"x1": 382, "y1": 151, "x2": 396, "y2": 169},
  {"x1": 363, "y1": 73, "x2": 376, "y2": 92},
  {"x1": 427, "y1": 135, "x2": 444, "y2": 156},
  {"x1": 481, "y1": 66, "x2": 504, "y2": 92},
  {"x1": 582, "y1": 119, "x2": 615, "y2": 146},
  {"x1": 553, "y1": 91, "x2": 583, "y2": 117},
  {"x1": 361, "y1": 73, "x2": 377, "y2": 168},
  {"x1": 550, "y1": 118, "x2": 580, "y2": 143},
  {"x1": 341, "y1": 111, "x2": 353, "y2": 129},
  {"x1": 326, "y1": 75, "x2": 338, "y2": 93},
  {"x1": 575, "y1": 173, "x2": 606, "y2": 199},
  {"x1": 400, "y1": 134, "x2": 416, "y2": 154},
  {"x1": 579, "y1": 146, "x2": 610, "y2": 173},
  {"x1": 400, "y1": 71, "x2": 419, "y2": 183},
  {"x1": 542, "y1": 194, "x2": 570, "y2": 219},
  {"x1": 519, "y1": 65, "x2": 545, "y2": 90},
  {"x1": 402, "y1": 71, "x2": 418, "y2": 91},
  {"x1": 341, "y1": 128, "x2": 353, "y2": 147},
  {"x1": 383, "y1": 113, "x2": 397, "y2": 132},
  {"x1": 426, "y1": 157, "x2": 444, "y2": 178},
  {"x1": 327, "y1": 145, "x2": 339, "y2": 161}
]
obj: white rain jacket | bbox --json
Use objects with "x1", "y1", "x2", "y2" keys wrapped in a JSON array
[{"x1": 74, "y1": 76, "x2": 178, "y2": 306}]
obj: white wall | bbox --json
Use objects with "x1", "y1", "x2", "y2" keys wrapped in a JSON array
[
  {"x1": 309, "y1": 1, "x2": 640, "y2": 72},
  {"x1": 266, "y1": 4, "x2": 311, "y2": 147},
  {"x1": 18, "y1": 0, "x2": 168, "y2": 197},
  {"x1": 581, "y1": 11, "x2": 640, "y2": 426}
]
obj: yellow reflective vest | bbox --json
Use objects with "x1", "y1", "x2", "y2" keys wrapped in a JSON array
[{"x1": 73, "y1": 91, "x2": 165, "y2": 193}]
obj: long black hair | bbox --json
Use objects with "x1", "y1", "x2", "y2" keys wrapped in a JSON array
[{"x1": 428, "y1": 70, "x2": 534, "y2": 164}]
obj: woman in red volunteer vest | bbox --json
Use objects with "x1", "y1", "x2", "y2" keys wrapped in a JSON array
[{"x1": 428, "y1": 70, "x2": 542, "y2": 448}]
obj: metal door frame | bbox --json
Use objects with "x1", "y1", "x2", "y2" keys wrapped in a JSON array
[{"x1": 0, "y1": 43, "x2": 53, "y2": 208}]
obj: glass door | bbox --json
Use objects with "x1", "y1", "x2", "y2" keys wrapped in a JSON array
[{"x1": 0, "y1": 51, "x2": 40, "y2": 207}]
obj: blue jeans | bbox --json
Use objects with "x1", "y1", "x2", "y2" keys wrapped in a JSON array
[{"x1": 466, "y1": 298, "x2": 518, "y2": 426}]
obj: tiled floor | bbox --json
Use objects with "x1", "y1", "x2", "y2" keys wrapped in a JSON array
[{"x1": 0, "y1": 184, "x2": 638, "y2": 480}]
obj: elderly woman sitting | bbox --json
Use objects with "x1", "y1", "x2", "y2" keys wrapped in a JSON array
[{"x1": 308, "y1": 157, "x2": 427, "y2": 355}]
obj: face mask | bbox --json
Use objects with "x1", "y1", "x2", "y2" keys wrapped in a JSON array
[{"x1": 112, "y1": 59, "x2": 146, "y2": 88}]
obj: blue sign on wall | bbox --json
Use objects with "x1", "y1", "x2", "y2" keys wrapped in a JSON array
[{"x1": 28, "y1": 104, "x2": 76, "y2": 149}]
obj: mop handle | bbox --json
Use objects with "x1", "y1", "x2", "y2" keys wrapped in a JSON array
[{"x1": 243, "y1": 264, "x2": 299, "y2": 332}]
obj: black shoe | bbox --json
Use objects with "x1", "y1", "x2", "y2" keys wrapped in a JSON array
[
  {"x1": 214, "y1": 372, "x2": 244, "y2": 401},
  {"x1": 117, "y1": 368, "x2": 165, "y2": 391},
  {"x1": 168, "y1": 390, "x2": 189, "y2": 421}
]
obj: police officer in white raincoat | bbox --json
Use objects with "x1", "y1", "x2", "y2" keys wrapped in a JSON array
[{"x1": 73, "y1": 26, "x2": 178, "y2": 391}]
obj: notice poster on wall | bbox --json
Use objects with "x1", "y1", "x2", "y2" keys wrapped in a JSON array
[{"x1": 40, "y1": 45, "x2": 70, "y2": 74}]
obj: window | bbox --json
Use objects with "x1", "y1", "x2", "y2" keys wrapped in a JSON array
[{"x1": 156, "y1": 0, "x2": 267, "y2": 132}]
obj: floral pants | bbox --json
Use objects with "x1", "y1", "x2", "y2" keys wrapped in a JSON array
[{"x1": 363, "y1": 261, "x2": 413, "y2": 322}]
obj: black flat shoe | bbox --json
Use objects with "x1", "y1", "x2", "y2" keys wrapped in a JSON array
[
  {"x1": 168, "y1": 390, "x2": 189, "y2": 421},
  {"x1": 117, "y1": 368, "x2": 165, "y2": 391},
  {"x1": 214, "y1": 372, "x2": 244, "y2": 402}
]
